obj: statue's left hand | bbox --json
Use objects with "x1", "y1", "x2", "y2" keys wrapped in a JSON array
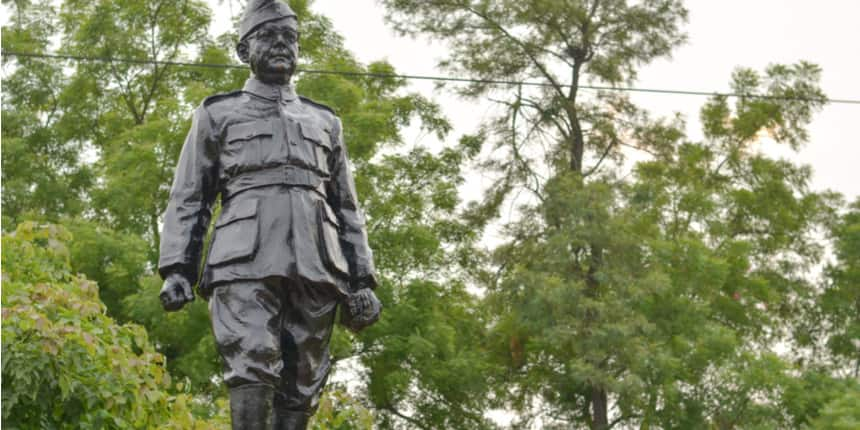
[
  {"x1": 160, "y1": 273, "x2": 195, "y2": 312},
  {"x1": 342, "y1": 288, "x2": 382, "y2": 332}
]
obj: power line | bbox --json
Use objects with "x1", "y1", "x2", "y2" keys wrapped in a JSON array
[{"x1": 3, "y1": 50, "x2": 860, "y2": 105}]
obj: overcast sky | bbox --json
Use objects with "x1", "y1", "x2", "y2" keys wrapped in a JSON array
[{"x1": 288, "y1": 0, "x2": 859, "y2": 203}]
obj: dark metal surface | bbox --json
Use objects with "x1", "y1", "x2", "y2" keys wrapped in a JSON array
[
  {"x1": 157, "y1": 1, "x2": 381, "y2": 427},
  {"x1": 211, "y1": 279, "x2": 337, "y2": 412},
  {"x1": 159, "y1": 76, "x2": 377, "y2": 298}
]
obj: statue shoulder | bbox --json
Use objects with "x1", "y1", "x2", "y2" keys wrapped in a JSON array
[
  {"x1": 299, "y1": 95, "x2": 337, "y2": 117},
  {"x1": 199, "y1": 90, "x2": 248, "y2": 124},
  {"x1": 300, "y1": 96, "x2": 340, "y2": 134},
  {"x1": 202, "y1": 90, "x2": 245, "y2": 108}
]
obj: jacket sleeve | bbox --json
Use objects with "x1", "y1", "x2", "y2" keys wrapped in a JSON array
[
  {"x1": 326, "y1": 117, "x2": 378, "y2": 290},
  {"x1": 158, "y1": 104, "x2": 220, "y2": 283}
]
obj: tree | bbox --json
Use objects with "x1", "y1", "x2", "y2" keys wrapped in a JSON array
[
  {"x1": 380, "y1": 1, "x2": 688, "y2": 428},
  {"x1": 817, "y1": 198, "x2": 860, "y2": 374},
  {"x1": 1, "y1": 0, "x2": 94, "y2": 226},
  {"x1": 379, "y1": 1, "x2": 849, "y2": 428},
  {"x1": 493, "y1": 65, "x2": 840, "y2": 430},
  {"x1": 57, "y1": 0, "x2": 216, "y2": 259}
]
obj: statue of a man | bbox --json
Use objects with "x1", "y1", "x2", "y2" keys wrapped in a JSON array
[{"x1": 157, "y1": 1, "x2": 380, "y2": 428}]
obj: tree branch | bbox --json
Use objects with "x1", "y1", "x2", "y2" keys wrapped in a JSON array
[
  {"x1": 520, "y1": 96, "x2": 572, "y2": 141},
  {"x1": 617, "y1": 140, "x2": 658, "y2": 157},
  {"x1": 460, "y1": 2, "x2": 568, "y2": 100},
  {"x1": 382, "y1": 405, "x2": 431, "y2": 430},
  {"x1": 108, "y1": 61, "x2": 142, "y2": 124},
  {"x1": 583, "y1": 137, "x2": 616, "y2": 178}
]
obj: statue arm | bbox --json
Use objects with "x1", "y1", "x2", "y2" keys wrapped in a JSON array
[
  {"x1": 326, "y1": 117, "x2": 378, "y2": 291},
  {"x1": 158, "y1": 104, "x2": 220, "y2": 284}
]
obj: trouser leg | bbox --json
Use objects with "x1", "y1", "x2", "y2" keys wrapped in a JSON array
[
  {"x1": 210, "y1": 280, "x2": 282, "y2": 430},
  {"x1": 273, "y1": 279, "x2": 339, "y2": 429},
  {"x1": 229, "y1": 384, "x2": 274, "y2": 430}
]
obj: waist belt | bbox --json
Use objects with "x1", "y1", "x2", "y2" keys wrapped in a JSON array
[{"x1": 223, "y1": 165, "x2": 327, "y2": 200}]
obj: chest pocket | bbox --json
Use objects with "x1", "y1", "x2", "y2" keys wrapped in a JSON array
[
  {"x1": 299, "y1": 122, "x2": 332, "y2": 176},
  {"x1": 223, "y1": 120, "x2": 274, "y2": 174}
]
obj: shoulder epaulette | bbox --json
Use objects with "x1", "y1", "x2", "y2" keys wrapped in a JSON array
[
  {"x1": 299, "y1": 96, "x2": 337, "y2": 115},
  {"x1": 203, "y1": 90, "x2": 243, "y2": 106}
]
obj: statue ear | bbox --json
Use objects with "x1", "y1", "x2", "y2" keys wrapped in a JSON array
[{"x1": 236, "y1": 40, "x2": 250, "y2": 63}]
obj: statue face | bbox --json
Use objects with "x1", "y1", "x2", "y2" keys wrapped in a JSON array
[{"x1": 241, "y1": 18, "x2": 299, "y2": 84}]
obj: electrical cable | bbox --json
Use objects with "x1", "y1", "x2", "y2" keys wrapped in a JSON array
[{"x1": 3, "y1": 50, "x2": 859, "y2": 105}]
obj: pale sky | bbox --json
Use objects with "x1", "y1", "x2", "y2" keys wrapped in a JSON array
[{"x1": 298, "y1": 0, "x2": 860, "y2": 202}]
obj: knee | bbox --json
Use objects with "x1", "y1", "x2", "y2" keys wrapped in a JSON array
[{"x1": 223, "y1": 342, "x2": 284, "y2": 388}]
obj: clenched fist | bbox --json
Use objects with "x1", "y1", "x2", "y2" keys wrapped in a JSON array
[
  {"x1": 341, "y1": 288, "x2": 382, "y2": 332},
  {"x1": 160, "y1": 273, "x2": 195, "y2": 312}
]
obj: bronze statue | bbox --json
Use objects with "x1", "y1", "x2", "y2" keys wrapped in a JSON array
[{"x1": 157, "y1": 1, "x2": 381, "y2": 428}]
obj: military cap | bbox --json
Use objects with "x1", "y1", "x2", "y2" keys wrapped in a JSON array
[{"x1": 239, "y1": 0, "x2": 297, "y2": 41}]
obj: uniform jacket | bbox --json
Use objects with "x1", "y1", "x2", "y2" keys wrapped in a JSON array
[{"x1": 158, "y1": 77, "x2": 376, "y2": 298}]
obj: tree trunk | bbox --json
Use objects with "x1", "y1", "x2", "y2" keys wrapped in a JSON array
[
  {"x1": 587, "y1": 246, "x2": 607, "y2": 429},
  {"x1": 568, "y1": 61, "x2": 584, "y2": 174},
  {"x1": 591, "y1": 385, "x2": 609, "y2": 430},
  {"x1": 570, "y1": 55, "x2": 608, "y2": 429}
]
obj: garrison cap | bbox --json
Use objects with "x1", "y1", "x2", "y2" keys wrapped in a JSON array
[{"x1": 239, "y1": 0, "x2": 297, "y2": 41}]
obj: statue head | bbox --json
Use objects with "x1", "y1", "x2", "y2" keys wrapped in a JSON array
[{"x1": 236, "y1": 0, "x2": 298, "y2": 85}]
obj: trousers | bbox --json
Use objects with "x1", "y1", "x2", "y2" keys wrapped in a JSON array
[{"x1": 209, "y1": 277, "x2": 339, "y2": 413}]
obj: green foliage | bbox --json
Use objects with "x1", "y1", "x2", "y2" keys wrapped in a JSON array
[
  {"x1": 807, "y1": 385, "x2": 860, "y2": 430},
  {"x1": 1, "y1": 0, "x2": 94, "y2": 227},
  {"x1": 818, "y1": 199, "x2": 860, "y2": 367},
  {"x1": 379, "y1": 0, "x2": 857, "y2": 427},
  {"x1": 0, "y1": 223, "x2": 226, "y2": 429},
  {"x1": 350, "y1": 142, "x2": 496, "y2": 428},
  {"x1": 312, "y1": 387, "x2": 375, "y2": 430},
  {"x1": 381, "y1": 0, "x2": 691, "y2": 233},
  {"x1": 479, "y1": 64, "x2": 842, "y2": 428},
  {"x1": 62, "y1": 218, "x2": 150, "y2": 318},
  {"x1": 121, "y1": 273, "x2": 223, "y2": 393}
]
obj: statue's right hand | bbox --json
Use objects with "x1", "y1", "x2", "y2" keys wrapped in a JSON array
[{"x1": 159, "y1": 273, "x2": 194, "y2": 312}]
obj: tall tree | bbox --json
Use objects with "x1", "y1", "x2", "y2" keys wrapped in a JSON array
[
  {"x1": 380, "y1": 1, "x2": 850, "y2": 429},
  {"x1": 380, "y1": 1, "x2": 688, "y2": 427}
]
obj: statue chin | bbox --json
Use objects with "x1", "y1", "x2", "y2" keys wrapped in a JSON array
[{"x1": 253, "y1": 61, "x2": 294, "y2": 84}]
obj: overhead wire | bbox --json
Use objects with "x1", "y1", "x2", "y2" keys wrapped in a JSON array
[{"x1": 3, "y1": 50, "x2": 860, "y2": 105}]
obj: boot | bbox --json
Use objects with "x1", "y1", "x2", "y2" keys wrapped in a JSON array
[
  {"x1": 229, "y1": 384, "x2": 274, "y2": 430},
  {"x1": 272, "y1": 391, "x2": 311, "y2": 430},
  {"x1": 273, "y1": 407, "x2": 310, "y2": 430}
]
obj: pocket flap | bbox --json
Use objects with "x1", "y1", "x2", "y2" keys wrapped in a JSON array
[
  {"x1": 227, "y1": 120, "x2": 273, "y2": 142},
  {"x1": 216, "y1": 199, "x2": 258, "y2": 228},
  {"x1": 321, "y1": 202, "x2": 341, "y2": 228},
  {"x1": 300, "y1": 123, "x2": 332, "y2": 150}
]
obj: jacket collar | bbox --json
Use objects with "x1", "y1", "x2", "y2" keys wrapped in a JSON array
[{"x1": 243, "y1": 76, "x2": 298, "y2": 102}]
